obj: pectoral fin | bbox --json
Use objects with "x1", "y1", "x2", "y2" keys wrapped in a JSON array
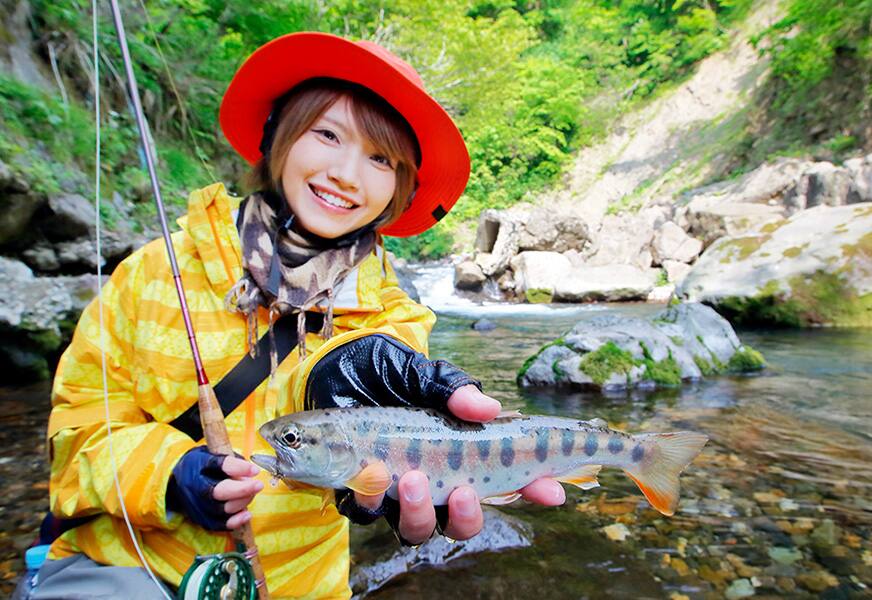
[
  {"x1": 556, "y1": 464, "x2": 602, "y2": 490},
  {"x1": 344, "y1": 461, "x2": 392, "y2": 496},
  {"x1": 481, "y1": 491, "x2": 522, "y2": 505}
]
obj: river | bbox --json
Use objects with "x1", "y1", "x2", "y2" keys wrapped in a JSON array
[
  {"x1": 1, "y1": 266, "x2": 870, "y2": 598},
  {"x1": 354, "y1": 265, "x2": 872, "y2": 598}
]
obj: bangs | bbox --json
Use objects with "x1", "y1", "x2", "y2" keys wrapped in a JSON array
[{"x1": 347, "y1": 89, "x2": 421, "y2": 168}]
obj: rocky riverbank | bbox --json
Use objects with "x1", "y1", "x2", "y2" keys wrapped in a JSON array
[{"x1": 455, "y1": 153, "x2": 872, "y2": 327}]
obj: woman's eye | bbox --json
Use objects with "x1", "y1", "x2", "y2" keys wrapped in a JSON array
[
  {"x1": 315, "y1": 129, "x2": 338, "y2": 142},
  {"x1": 371, "y1": 154, "x2": 393, "y2": 168}
]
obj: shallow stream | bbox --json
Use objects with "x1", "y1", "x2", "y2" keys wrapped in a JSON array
[{"x1": 1, "y1": 302, "x2": 871, "y2": 598}]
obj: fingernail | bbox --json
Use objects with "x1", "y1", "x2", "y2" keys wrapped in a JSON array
[
  {"x1": 477, "y1": 392, "x2": 500, "y2": 410},
  {"x1": 454, "y1": 488, "x2": 478, "y2": 518},
  {"x1": 402, "y1": 474, "x2": 427, "y2": 503}
]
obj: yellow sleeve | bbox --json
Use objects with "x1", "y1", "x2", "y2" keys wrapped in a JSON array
[
  {"x1": 47, "y1": 253, "x2": 197, "y2": 530},
  {"x1": 286, "y1": 255, "x2": 437, "y2": 410}
]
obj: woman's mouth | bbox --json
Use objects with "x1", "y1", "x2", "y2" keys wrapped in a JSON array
[{"x1": 310, "y1": 185, "x2": 356, "y2": 210}]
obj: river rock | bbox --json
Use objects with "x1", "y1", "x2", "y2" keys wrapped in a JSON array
[
  {"x1": 350, "y1": 508, "x2": 532, "y2": 597},
  {"x1": 517, "y1": 206, "x2": 589, "y2": 253},
  {"x1": 555, "y1": 264, "x2": 660, "y2": 302},
  {"x1": 652, "y1": 221, "x2": 703, "y2": 264},
  {"x1": 509, "y1": 251, "x2": 571, "y2": 303},
  {"x1": 454, "y1": 259, "x2": 486, "y2": 291},
  {"x1": 679, "y1": 203, "x2": 872, "y2": 327},
  {"x1": 518, "y1": 302, "x2": 764, "y2": 390},
  {"x1": 41, "y1": 193, "x2": 97, "y2": 241},
  {"x1": 0, "y1": 190, "x2": 44, "y2": 246},
  {"x1": 474, "y1": 209, "x2": 520, "y2": 276},
  {"x1": 0, "y1": 257, "x2": 100, "y2": 382},
  {"x1": 664, "y1": 260, "x2": 692, "y2": 284},
  {"x1": 586, "y1": 207, "x2": 668, "y2": 269},
  {"x1": 678, "y1": 155, "x2": 872, "y2": 247}
]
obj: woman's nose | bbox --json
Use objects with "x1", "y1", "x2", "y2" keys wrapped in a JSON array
[{"x1": 327, "y1": 151, "x2": 361, "y2": 191}]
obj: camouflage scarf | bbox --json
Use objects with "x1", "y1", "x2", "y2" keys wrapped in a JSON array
[{"x1": 225, "y1": 191, "x2": 377, "y2": 372}]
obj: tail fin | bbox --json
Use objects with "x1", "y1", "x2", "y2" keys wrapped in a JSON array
[{"x1": 623, "y1": 432, "x2": 708, "y2": 516}]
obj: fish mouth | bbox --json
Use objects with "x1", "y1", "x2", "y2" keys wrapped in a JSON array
[{"x1": 251, "y1": 453, "x2": 281, "y2": 476}]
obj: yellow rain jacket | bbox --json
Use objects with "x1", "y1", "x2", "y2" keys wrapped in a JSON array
[{"x1": 47, "y1": 183, "x2": 435, "y2": 598}]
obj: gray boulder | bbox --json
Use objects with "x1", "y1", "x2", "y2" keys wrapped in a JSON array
[
  {"x1": 651, "y1": 221, "x2": 703, "y2": 265},
  {"x1": 42, "y1": 193, "x2": 97, "y2": 241},
  {"x1": 518, "y1": 302, "x2": 764, "y2": 391},
  {"x1": 586, "y1": 207, "x2": 668, "y2": 269},
  {"x1": 454, "y1": 259, "x2": 486, "y2": 291},
  {"x1": 554, "y1": 264, "x2": 659, "y2": 302},
  {"x1": 679, "y1": 203, "x2": 872, "y2": 327},
  {"x1": 0, "y1": 257, "x2": 100, "y2": 382}
]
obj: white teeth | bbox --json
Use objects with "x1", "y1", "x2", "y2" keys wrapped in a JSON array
[{"x1": 312, "y1": 187, "x2": 354, "y2": 209}]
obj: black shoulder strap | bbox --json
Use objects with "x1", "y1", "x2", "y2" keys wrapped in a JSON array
[{"x1": 169, "y1": 311, "x2": 325, "y2": 440}]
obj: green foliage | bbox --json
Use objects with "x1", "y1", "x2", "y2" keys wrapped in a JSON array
[
  {"x1": 643, "y1": 351, "x2": 682, "y2": 386},
  {"x1": 693, "y1": 354, "x2": 717, "y2": 376},
  {"x1": 383, "y1": 224, "x2": 455, "y2": 260},
  {"x1": 19, "y1": 0, "x2": 752, "y2": 258}
]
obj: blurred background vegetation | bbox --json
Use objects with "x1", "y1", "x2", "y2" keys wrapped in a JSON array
[{"x1": 1, "y1": 0, "x2": 869, "y2": 259}]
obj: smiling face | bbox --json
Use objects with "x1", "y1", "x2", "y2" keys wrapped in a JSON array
[{"x1": 280, "y1": 96, "x2": 399, "y2": 239}]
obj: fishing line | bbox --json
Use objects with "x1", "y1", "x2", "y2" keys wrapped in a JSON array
[{"x1": 92, "y1": 2, "x2": 173, "y2": 597}]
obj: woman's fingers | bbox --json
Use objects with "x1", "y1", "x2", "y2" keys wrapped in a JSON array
[
  {"x1": 520, "y1": 477, "x2": 565, "y2": 506},
  {"x1": 442, "y1": 486, "x2": 483, "y2": 540},
  {"x1": 226, "y1": 510, "x2": 253, "y2": 530},
  {"x1": 397, "y1": 471, "x2": 436, "y2": 545},
  {"x1": 446, "y1": 385, "x2": 502, "y2": 423},
  {"x1": 213, "y1": 476, "x2": 264, "y2": 502},
  {"x1": 222, "y1": 455, "x2": 260, "y2": 478}
]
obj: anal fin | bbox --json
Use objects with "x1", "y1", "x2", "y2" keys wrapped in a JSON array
[
  {"x1": 481, "y1": 491, "x2": 522, "y2": 505},
  {"x1": 556, "y1": 464, "x2": 602, "y2": 490}
]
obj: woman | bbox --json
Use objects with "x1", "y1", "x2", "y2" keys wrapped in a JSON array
[{"x1": 37, "y1": 33, "x2": 564, "y2": 598}]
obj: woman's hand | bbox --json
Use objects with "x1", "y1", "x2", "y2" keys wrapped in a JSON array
[
  {"x1": 354, "y1": 385, "x2": 565, "y2": 544},
  {"x1": 167, "y1": 447, "x2": 264, "y2": 531}
]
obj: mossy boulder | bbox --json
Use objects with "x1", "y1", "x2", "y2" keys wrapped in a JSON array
[
  {"x1": 679, "y1": 203, "x2": 872, "y2": 327},
  {"x1": 517, "y1": 302, "x2": 764, "y2": 390}
]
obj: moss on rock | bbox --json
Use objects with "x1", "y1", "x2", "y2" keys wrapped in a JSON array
[
  {"x1": 727, "y1": 345, "x2": 767, "y2": 371},
  {"x1": 694, "y1": 354, "x2": 718, "y2": 376},
  {"x1": 718, "y1": 270, "x2": 872, "y2": 327},
  {"x1": 643, "y1": 351, "x2": 682, "y2": 386},
  {"x1": 525, "y1": 288, "x2": 554, "y2": 304},
  {"x1": 577, "y1": 342, "x2": 637, "y2": 386},
  {"x1": 517, "y1": 338, "x2": 567, "y2": 382}
]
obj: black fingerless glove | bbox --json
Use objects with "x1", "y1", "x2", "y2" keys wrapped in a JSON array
[
  {"x1": 166, "y1": 446, "x2": 231, "y2": 531},
  {"x1": 305, "y1": 333, "x2": 481, "y2": 410}
]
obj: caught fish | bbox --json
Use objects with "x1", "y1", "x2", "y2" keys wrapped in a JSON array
[{"x1": 252, "y1": 407, "x2": 708, "y2": 516}]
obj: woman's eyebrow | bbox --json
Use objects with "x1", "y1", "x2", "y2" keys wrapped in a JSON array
[{"x1": 318, "y1": 115, "x2": 350, "y2": 135}]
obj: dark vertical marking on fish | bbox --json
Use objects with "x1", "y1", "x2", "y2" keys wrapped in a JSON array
[
  {"x1": 406, "y1": 439, "x2": 422, "y2": 470},
  {"x1": 561, "y1": 430, "x2": 574, "y2": 456},
  {"x1": 631, "y1": 444, "x2": 644, "y2": 463},
  {"x1": 436, "y1": 480, "x2": 444, "y2": 488},
  {"x1": 359, "y1": 459, "x2": 369, "y2": 469},
  {"x1": 448, "y1": 440, "x2": 464, "y2": 471},
  {"x1": 535, "y1": 430, "x2": 549, "y2": 463},
  {"x1": 391, "y1": 473, "x2": 398, "y2": 482},
  {"x1": 468, "y1": 477, "x2": 475, "y2": 484},
  {"x1": 483, "y1": 476, "x2": 491, "y2": 483},
  {"x1": 608, "y1": 437, "x2": 624, "y2": 455},
  {"x1": 584, "y1": 434, "x2": 598, "y2": 456},
  {"x1": 500, "y1": 438, "x2": 515, "y2": 467},
  {"x1": 373, "y1": 435, "x2": 390, "y2": 461},
  {"x1": 476, "y1": 439, "x2": 491, "y2": 461}
]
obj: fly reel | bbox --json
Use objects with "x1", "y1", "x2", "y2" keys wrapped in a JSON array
[{"x1": 177, "y1": 551, "x2": 257, "y2": 600}]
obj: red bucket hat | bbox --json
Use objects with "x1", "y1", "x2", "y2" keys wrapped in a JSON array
[{"x1": 220, "y1": 32, "x2": 470, "y2": 238}]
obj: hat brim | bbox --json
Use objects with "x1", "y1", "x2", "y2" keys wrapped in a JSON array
[{"x1": 219, "y1": 33, "x2": 470, "y2": 238}]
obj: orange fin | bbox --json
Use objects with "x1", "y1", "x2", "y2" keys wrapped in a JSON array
[
  {"x1": 319, "y1": 489, "x2": 335, "y2": 515},
  {"x1": 345, "y1": 462, "x2": 392, "y2": 496},
  {"x1": 623, "y1": 431, "x2": 708, "y2": 516},
  {"x1": 481, "y1": 491, "x2": 522, "y2": 505},
  {"x1": 556, "y1": 464, "x2": 602, "y2": 490}
]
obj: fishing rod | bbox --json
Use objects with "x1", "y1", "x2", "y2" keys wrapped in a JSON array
[{"x1": 105, "y1": 2, "x2": 269, "y2": 598}]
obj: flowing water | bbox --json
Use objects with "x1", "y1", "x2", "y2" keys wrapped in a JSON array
[
  {"x1": 355, "y1": 268, "x2": 872, "y2": 598},
  {"x1": 1, "y1": 267, "x2": 871, "y2": 598}
]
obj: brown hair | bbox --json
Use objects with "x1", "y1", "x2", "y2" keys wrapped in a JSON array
[{"x1": 247, "y1": 78, "x2": 420, "y2": 230}]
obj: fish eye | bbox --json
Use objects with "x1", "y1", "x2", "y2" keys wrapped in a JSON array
[{"x1": 280, "y1": 427, "x2": 301, "y2": 449}]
